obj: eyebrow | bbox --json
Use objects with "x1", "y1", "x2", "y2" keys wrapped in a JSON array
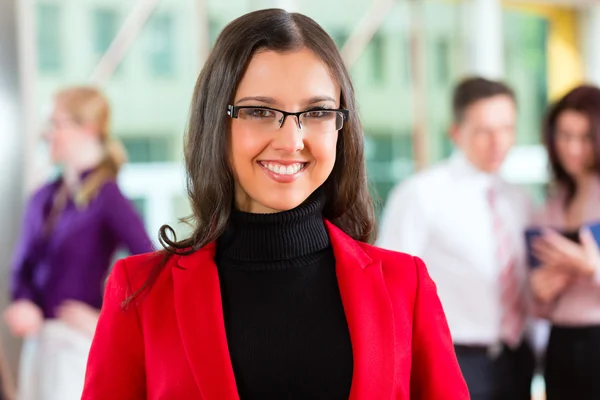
[{"x1": 235, "y1": 95, "x2": 337, "y2": 106}]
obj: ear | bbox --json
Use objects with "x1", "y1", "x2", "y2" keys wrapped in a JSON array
[
  {"x1": 80, "y1": 123, "x2": 99, "y2": 138},
  {"x1": 449, "y1": 123, "x2": 460, "y2": 145}
]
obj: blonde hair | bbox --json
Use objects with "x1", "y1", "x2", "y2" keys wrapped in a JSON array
[{"x1": 54, "y1": 86, "x2": 128, "y2": 207}]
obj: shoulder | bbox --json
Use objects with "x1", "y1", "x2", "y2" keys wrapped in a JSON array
[
  {"x1": 359, "y1": 241, "x2": 415, "y2": 265},
  {"x1": 398, "y1": 162, "x2": 450, "y2": 193},
  {"x1": 358, "y1": 242, "x2": 421, "y2": 287},
  {"x1": 19, "y1": 182, "x2": 59, "y2": 219},
  {"x1": 28, "y1": 181, "x2": 58, "y2": 204},
  {"x1": 114, "y1": 251, "x2": 171, "y2": 291},
  {"x1": 96, "y1": 179, "x2": 126, "y2": 201},
  {"x1": 328, "y1": 221, "x2": 419, "y2": 279},
  {"x1": 385, "y1": 162, "x2": 449, "y2": 204}
]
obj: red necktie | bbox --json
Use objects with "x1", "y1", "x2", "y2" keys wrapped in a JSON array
[{"x1": 488, "y1": 186, "x2": 526, "y2": 348}]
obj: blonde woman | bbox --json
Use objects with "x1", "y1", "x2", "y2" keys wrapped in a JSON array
[{"x1": 4, "y1": 86, "x2": 153, "y2": 400}]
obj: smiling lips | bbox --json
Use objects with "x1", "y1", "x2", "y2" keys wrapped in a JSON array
[{"x1": 258, "y1": 161, "x2": 308, "y2": 183}]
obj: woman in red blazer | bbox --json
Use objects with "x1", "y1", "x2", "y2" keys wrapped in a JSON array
[{"x1": 82, "y1": 8, "x2": 468, "y2": 400}]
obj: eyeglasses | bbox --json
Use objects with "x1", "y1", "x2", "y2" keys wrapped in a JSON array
[
  {"x1": 227, "y1": 105, "x2": 349, "y2": 133},
  {"x1": 41, "y1": 117, "x2": 78, "y2": 137}
]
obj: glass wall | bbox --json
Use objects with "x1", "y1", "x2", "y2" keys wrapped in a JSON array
[
  {"x1": 504, "y1": 9, "x2": 550, "y2": 204},
  {"x1": 504, "y1": 10, "x2": 549, "y2": 146}
]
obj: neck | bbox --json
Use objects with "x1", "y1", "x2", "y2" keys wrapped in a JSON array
[
  {"x1": 574, "y1": 173, "x2": 595, "y2": 196},
  {"x1": 217, "y1": 189, "x2": 329, "y2": 265},
  {"x1": 63, "y1": 143, "x2": 105, "y2": 189}
]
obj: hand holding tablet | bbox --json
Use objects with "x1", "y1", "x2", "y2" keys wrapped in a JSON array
[{"x1": 525, "y1": 222, "x2": 600, "y2": 272}]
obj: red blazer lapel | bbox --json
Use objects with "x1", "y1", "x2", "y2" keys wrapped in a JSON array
[
  {"x1": 326, "y1": 221, "x2": 397, "y2": 400},
  {"x1": 173, "y1": 244, "x2": 239, "y2": 400}
]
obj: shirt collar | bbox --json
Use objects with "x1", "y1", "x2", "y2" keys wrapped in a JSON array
[{"x1": 449, "y1": 150, "x2": 503, "y2": 191}]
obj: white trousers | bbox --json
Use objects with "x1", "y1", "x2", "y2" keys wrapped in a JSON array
[{"x1": 18, "y1": 321, "x2": 92, "y2": 400}]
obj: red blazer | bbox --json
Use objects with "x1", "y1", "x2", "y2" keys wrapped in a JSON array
[{"x1": 82, "y1": 221, "x2": 468, "y2": 399}]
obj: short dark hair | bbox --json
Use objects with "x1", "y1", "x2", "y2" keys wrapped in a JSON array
[
  {"x1": 452, "y1": 77, "x2": 515, "y2": 123},
  {"x1": 543, "y1": 84, "x2": 600, "y2": 207}
]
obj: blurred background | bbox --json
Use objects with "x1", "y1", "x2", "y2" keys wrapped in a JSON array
[{"x1": 0, "y1": 0, "x2": 599, "y2": 395}]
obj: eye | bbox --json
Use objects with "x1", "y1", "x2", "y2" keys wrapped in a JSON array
[
  {"x1": 240, "y1": 108, "x2": 277, "y2": 119},
  {"x1": 304, "y1": 109, "x2": 333, "y2": 119}
]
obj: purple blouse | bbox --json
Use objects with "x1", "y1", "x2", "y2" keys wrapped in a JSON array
[{"x1": 11, "y1": 177, "x2": 154, "y2": 318}]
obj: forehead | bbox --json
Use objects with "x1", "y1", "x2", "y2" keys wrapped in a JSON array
[
  {"x1": 462, "y1": 95, "x2": 516, "y2": 126},
  {"x1": 234, "y1": 48, "x2": 340, "y2": 104},
  {"x1": 51, "y1": 104, "x2": 72, "y2": 118},
  {"x1": 556, "y1": 109, "x2": 590, "y2": 133}
]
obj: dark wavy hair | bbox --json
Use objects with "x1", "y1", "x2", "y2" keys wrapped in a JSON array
[
  {"x1": 543, "y1": 84, "x2": 600, "y2": 207},
  {"x1": 129, "y1": 9, "x2": 375, "y2": 300}
]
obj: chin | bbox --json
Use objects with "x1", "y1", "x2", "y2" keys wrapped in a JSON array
[
  {"x1": 482, "y1": 160, "x2": 505, "y2": 173},
  {"x1": 564, "y1": 167, "x2": 587, "y2": 179}
]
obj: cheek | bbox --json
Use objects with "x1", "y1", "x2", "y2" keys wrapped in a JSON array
[
  {"x1": 308, "y1": 133, "x2": 338, "y2": 172},
  {"x1": 467, "y1": 135, "x2": 487, "y2": 154},
  {"x1": 584, "y1": 144, "x2": 596, "y2": 166},
  {"x1": 50, "y1": 131, "x2": 67, "y2": 154},
  {"x1": 504, "y1": 131, "x2": 516, "y2": 147},
  {"x1": 555, "y1": 141, "x2": 575, "y2": 164},
  {"x1": 229, "y1": 127, "x2": 268, "y2": 174}
]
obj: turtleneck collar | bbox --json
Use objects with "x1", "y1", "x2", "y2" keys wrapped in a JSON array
[{"x1": 216, "y1": 189, "x2": 330, "y2": 267}]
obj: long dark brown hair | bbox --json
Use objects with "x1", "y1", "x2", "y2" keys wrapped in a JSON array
[
  {"x1": 130, "y1": 9, "x2": 375, "y2": 300},
  {"x1": 543, "y1": 84, "x2": 600, "y2": 207}
]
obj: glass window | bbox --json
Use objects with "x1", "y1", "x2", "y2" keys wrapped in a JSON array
[
  {"x1": 435, "y1": 38, "x2": 450, "y2": 85},
  {"x1": 92, "y1": 8, "x2": 119, "y2": 55},
  {"x1": 121, "y1": 136, "x2": 173, "y2": 163},
  {"x1": 36, "y1": 3, "x2": 62, "y2": 72},
  {"x1": 370, "y1": 34, "x2": 385, "y2": 84},
  {"x1": 330, "y1": 30, "x2": 348, "y2": 49},
  {"x1": 208, "y1": 18, "x2": 223, "y2": 47},
  {"x1": 402, "y1": 37, "x2": 412, "y2": 86},
  {"x1": 504, "y1": 11, "x2": 549, "y2": 145},
  {"x1": 146, "y1": 13, "x2": 175, "y2": 76},
  {"x1": 131, "y1": 197, "x2": 148, "y2": 220}
]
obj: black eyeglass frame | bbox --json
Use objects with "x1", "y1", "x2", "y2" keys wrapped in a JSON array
[{"x1": 226, "y1": 104, "x2": 350, "y2": 130}]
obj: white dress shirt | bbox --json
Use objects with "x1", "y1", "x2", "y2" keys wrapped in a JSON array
[{"x1": 378, "y1": 152, "x2": 533, "y2": 346}]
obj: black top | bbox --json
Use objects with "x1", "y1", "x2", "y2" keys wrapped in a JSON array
[{"x1": 215, "y1": 191, "x2": 354, "y2": 399}]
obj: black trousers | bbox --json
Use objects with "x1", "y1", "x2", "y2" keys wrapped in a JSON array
[
  {"x1": 545, "y1": 325, "x2": 600, "y2": 400},
  {"x1": 455, "y1": 341, "x2": 534, "y2": 400}
]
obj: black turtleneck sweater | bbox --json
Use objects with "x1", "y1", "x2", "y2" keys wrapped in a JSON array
[{"x1": 215, "y1": 192, "x2": 353, "y2": 400}]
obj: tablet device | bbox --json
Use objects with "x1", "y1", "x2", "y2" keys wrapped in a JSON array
[{"x1": 525, "y1": 221, "x2": 600, "y2": 269}]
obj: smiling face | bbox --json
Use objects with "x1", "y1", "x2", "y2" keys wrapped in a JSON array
[
  {"x1": 229, "y1": 47, "x2": 341, "y2": 214},
  {"x1": 554, "y1": 109, "x2": 596, "y2": 179}
]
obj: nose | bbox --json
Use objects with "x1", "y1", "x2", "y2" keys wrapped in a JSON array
[
  {"x1": 271, "y1": 115, "x2": 304, "y2": 153},
  {"x1": 566, "y1": 138, "x2": 585, "y2": 156},
  {"x1": 490, "y1": 128, "x2": 513, "y2": 150}
]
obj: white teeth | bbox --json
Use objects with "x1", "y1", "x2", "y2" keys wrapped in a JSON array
[{"x1": 261, "y1": 162, "x2": 305, "y2": 176}]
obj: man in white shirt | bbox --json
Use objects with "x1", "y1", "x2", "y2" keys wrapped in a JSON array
[{"x1": 378, "y1": 77, "x2": 534, "y2": 400}]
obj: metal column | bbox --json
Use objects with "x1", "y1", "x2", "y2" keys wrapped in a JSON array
[
  {"x1": 464, "y1": 0, "x2": 504, "y2": 79},
  {"x1": 582, "y1": 4, "x2": 600, "y2": 86},
  {"x1": 0, "y1": 0, "x2": 29, "y2": 395}
]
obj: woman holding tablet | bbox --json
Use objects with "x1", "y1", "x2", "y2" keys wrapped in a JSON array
[{"x1": 530, "y1": 85, "x2": 600, "y2": 399}]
